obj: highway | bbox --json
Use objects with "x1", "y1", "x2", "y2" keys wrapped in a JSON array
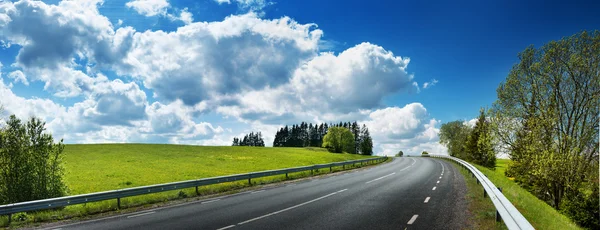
[{"x1": 44, "y1": 157, "x2": 468, "y2": 230}]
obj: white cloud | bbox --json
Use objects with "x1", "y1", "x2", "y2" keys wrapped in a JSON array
[
  {"x1": 125, "y1": 0, "x2": 170, "y2": 17},
  {"x1": 361, "y1": 103, "x2": 447, "y2": 156},
  {"x1": 423, "y1": 79, "x2": 438, "y2": 89},
  {"x1": 7, "y1": 70, "x2": 28, "y2": 85},
  {"x1": 214, "y1": 0, "x2": 274, "y2": 11},
  {"x1": 177, "y1": 8, "x2": 193, "y2": 24}
]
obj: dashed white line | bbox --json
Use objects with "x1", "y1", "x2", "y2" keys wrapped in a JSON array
[
  {"x1": 439, "y1": 176, "x2": 442, "y2": 179},
  {"x1": 407, "y1": 214, "x2": 419, "y2": 225},
  {"x1": 436, "y1": 180, "x2": 440, "y2": 184},
  {"x1": 237, "y1": 188, "x2": 348, "y2": 225},
  {"x1": 424, "y1": 197, "x2": 430, "y2": 203},
  {"x1": 250, "y1": 190, "x2": 265, "y2": 194},
  {"x1": 127, "y1": 211, "x2": 155, "y2": 218},
  {"x1": 366, "y1": 172, "x2": 396, "y2": 184},
  {"x1": 201, "y1": 199, "x2": 221, "y2": 204},
  {"x1": 432, "y1": 186, "x2": 436, "y2": 190},
  {"x1": 216, "y1": 224, "x2": 236, "y2": 230}
]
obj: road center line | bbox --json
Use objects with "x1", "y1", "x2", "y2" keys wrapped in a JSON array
[
  {"x1": 216, "y1": 224, "x2": 236, "y2": 230},
  {"x1": 436, "y1": 181, "x2": 440, "y2": 184},
  {"x1": 439, "y1": 176, "x2": 442, "y2": 179},
  {"x1": 407, "y1": 214, "x2": 419, "y2": 225},
  {"x1": 365, "y1": 172, "x2": 396, "y2": 184},
  {"x1": 237, "y1": 188, "x2": 348, "y2": 225},
  {"x1": 432, "y1": 186, "x2": 436, "y2": 190},
  {"x1": 424, "y1": 197, "x2": 430, "y2": 203},
  {"x1": 201, "y1": 199, "x2": 221, "y2": 204},
  {"x1": 127, "y1": 211, "x2": 155, "y2": 218}
]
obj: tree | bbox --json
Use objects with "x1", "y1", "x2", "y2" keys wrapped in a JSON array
[
  {"x1": 464, "y1": 108, "x2": 496, "y2": 168},
  {"x1": 396, "y1": 151, "x2": 404, "y2": 157},
  {"x1": 322, "y1": 127, "x2": 354, "y2": 153},
  {"x1": 0, "y1": 115, "x2": 67, "y2": 204},
  {"x1": 232, "y1": 137, "x2": 239, "y2": 146},
  {"x1": 421, "y1": 151, "x2": 429, "y2": 155},
  {"x1": 491, "y1": 31, "x2": 599, "y2": 227},
  {"x1": 439, "y1": 120, "x2": 472, "y2": 159},
  {"x1": 359, "y1": 125, "x2": 373, "y2": 155}
]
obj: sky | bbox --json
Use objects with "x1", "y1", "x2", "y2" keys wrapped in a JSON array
[{"x1": 0, "y1": 0, "x2": 598, "y2": 156}]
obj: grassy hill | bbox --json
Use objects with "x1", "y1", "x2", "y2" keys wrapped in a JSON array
[
  {"x1": 2, "y1": 144, "x2": 378, "y2": 226},
  {"x1": 63, "y1": 144, "x2": 374, "y2": 194}
]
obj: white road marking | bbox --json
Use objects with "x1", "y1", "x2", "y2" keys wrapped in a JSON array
[
  {"x1": 436, "y1": 181, "x2": 440, "y2": 184},
  {"x1": 237, "y1": 189, "x2": 348, "y2": 225},
  {"x1": 286, "y1": 184, "x2": 296, "y2": 187},
  {"x1": 424, "y1": 197, "x2": 430, "y2": 203},
  {"x1": 216, "y1": 224, "x2": 236, "y2": 230},
  {"x1": 250, "y1": 190, "x2": 265, "y2": 194},
  {"x1": 432, "y1": 186, "x2": 436, "y2": 190},
  {"x1": 407, "y1": 214, "x2": 419, "y2": 225},
  {"x1": 366, "y1": 172, "x2": 396, "y2": 184},
  {"x1": 127, "y1": 211, "x2": 155, "y2": 218},
  {"x1": 439, "y1": 176, "x2": 442, "y2": 179},
  {"x1": 201, "y1": 199, "x2": 221, "y2": 204}
]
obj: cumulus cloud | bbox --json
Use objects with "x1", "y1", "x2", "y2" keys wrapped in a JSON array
[
  {"x1": 125, "y1": 0, "x2": 170, "y2": 17},
  {"x1": 118, "y1": 13, "x2": 321, "y2": 105},
  {"x1": 361, "y1": 103, "x2": 447, "y2": 156},
  {"x1": 7, "y1": 70, "x2": 28, "y2": 85}
]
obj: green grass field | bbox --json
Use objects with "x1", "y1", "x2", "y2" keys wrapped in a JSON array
[
  {"x1": 2, "y1": 144, "x2": 379, "y2": 227},
  {"x1": 471, "y1": 159, "x2": 581, "y2": 230}
]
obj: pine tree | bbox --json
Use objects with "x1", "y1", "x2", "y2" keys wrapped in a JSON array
[{"x1": 359, "y1": 124, "x2": 373, "y2": 155}]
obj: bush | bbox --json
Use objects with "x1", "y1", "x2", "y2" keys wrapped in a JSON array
[{"x1": 0, "y1": 115, "x2": 67, "y2": 205}]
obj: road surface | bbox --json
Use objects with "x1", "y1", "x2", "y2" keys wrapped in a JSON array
[{"x1": 43, "y1": 157, "x2": 469, "y2": 230}]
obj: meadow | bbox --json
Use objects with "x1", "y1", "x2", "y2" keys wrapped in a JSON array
[{"x1": 2, "y1": 144, "x2": 378, "y2": 227}]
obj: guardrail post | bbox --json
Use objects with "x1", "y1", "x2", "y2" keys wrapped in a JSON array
[
  {"x1": 248, "y1": 176, "x2": 252, "y2": 185},
  {"x1": 195, "y1": 186, "x2": 199, "y2": 195},
  {"x1": 285, "y1": 173, "x2": 288, "y2": 179},
  {"x1": 483, "y1": 189, "x2": 487, "y2": 198},
  {"x1": 330, "y1": 165, "x2": 332, "y2": 172},
  {"x1": 117, "y1": 198, "x2": 121, "y2": 209},
  {"x1": 7, "y1": 214, "x2": 11, "y2": 225}
]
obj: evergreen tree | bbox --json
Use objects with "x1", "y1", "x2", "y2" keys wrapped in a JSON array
[
  {"x1": 359, "y1": 124, "x2": 373, "y2": 155},
  {"x1": 464, "y1": 108, "x2": 496, "y2": 168}
]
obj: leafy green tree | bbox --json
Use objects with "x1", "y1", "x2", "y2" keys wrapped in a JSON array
[
  {"x1": 322, "y1": 127, "x2": 355, "y2": 153},
  {"x1": 396, "y1": 151, "x2": 404, "y2": 157},
  {"x1": 439, "y1": 120, "x2": 472, "y2": 159},
  {"x1": 491, "y1": 31, "x2": 599, "y2": 227},
  {"x1": 359, "y1": 125, "x2": 373, "y2": 155},
  {"x1": 0, "y1": 115, "x2": 67, "y2": 204},
  {"x1": 464, "y1": 108, "x2": 496, "y2": 168}
]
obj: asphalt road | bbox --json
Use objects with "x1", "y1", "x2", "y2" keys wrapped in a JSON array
[{"x1": 44, "y1": 157, "x2": 469, "y2": 230}]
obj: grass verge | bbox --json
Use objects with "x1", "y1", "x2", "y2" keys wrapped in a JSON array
[
  {"x1": 0, "y1": 144, "x2": 384, "y2": 228},
  {"x1": 451, "y1": 160, "x2": 506, "y2": 230},
  {"x1": 472, "y1": 160, "x2": 581, "y2": 230}
]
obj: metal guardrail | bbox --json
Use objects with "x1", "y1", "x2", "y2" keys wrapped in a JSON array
[
  {"x1": 430, "y1": 155, "x2": 534, "y2": 230},
  {"x1": 0, "y1": 157, "x2": 387, "y2": 218}
]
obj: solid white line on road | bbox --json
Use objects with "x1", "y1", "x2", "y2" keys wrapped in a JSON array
[
  {"x1": 366, "y1": 172, "x2": 396, "y2": 184},
  {"x1": 432, "y1": 187, "x2": 436, "y2": 190},
  {"x1": 424, "y1": 197, "x2": 430, "y2": 203},
  {"x1": 201, "y1": 199, "x2": 221, "y2": 204},
  {"x1": 250, "y1": 190, "x2": 265, "y2": 194},
  {"x1": 398, "y1": 158, "x2": 416, "y2": 172},
  {"x1": 216, "y1": 224, "x2": 236, "y2": 230},
  {"x1": 127, "y1": 211, "x2": 155, "y2": 218},
  {"x1": 237, "y1": 189, "x2": 348, "y2": 225},
  {"x1": 407, "y1": 215, "x2": 419, "y2": 225},
  {"x1": 437, "y1": 181, "x2": 440, "y2": 184}
]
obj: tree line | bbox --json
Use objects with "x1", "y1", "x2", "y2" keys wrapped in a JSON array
[
  {"x1": 232, "y1": 132, "x2": 265, "y2": 147},
  {"x1": 273, "y1": 121, "x2": 373, "y2": 155},
  {"x1": 439, "y1": 31, "x2": 599, "y2": 229}
]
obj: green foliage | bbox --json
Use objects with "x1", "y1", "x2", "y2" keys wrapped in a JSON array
[
  {"x1": 491, "y1": 30, "x2": 599, "y2": 228},
  {"x1": 0, "y1": 115, "x2": 67, "y2": 205},
  {"x1": 439, "y1": 120, "x2": 472, "y2": 159},
  {"x1": 464, "y1": 108, "x2": 496, "y2": 168},
  {"x1": 421, "y1": 151, "x2": 428, "y2": 155},
  {"x1": 322, "y1": 127, "x2": 355, "y2": 153},
  {"x1": 359, "y1": 124, "x2": 373, "y2": 155},
  {"x1": 232, "y1": 132, "x2": 265, "y2": 147},
  {"x1": 396, "y1": 151, "x2": 403, "y2": 157}
]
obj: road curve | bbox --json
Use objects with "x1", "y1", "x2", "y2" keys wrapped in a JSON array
[{"x1": 43, "y1": 157, "x2": 469, "y2": 230}]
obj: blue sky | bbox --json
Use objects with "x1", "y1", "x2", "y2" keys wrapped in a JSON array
[{"x1": 0, "y1": 0, "x2": 598, "y2": 155}]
